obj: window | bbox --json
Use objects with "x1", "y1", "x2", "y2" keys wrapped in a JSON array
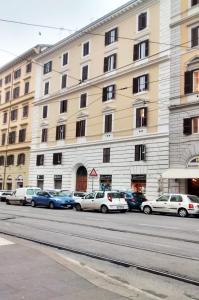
[
  {"x1": 0, "y1": 79, "x2": 2, "y2": 87},
  {"x1": 184, "y1": 70, "x2": 199, "y2": 94},
  {"x1": 138, "y1": 12, "x2": 147, "y2": 31},
  {"x1": 19, "y1": 128, "x2": 26, "y2": 143},
  {"x1": 62, "y1": 52, "x2": 68, "y2": 66},
  {"x1": 14, "y1": 69, "x2": 21, "y2": 80},
  {"x1": 191, "y1": 26, "x2": 199, "y2": 47},
  {"x1": 170, "y1": 195, "x2": 183, "y2": 202},
  {"x1": 102, "y1": 85, "x2": 115, "y2": 101},
  {"x1": 41, "y1": 128, "x2": 48, "y2": 142},
  {"x1": 17, "y1": 153, "x2": 25, "y2": 165},
  {"x1": 60, "y1": 100, "x2": 67, "y2": 113},
  {"x1": 5, "y1": 90, "x2": 10, "y2": 102},
  {"x1": 42, "y1": 105, "x2": 48, "y2": 119},
  {"x1": 103, "y1": 148, "x2": 110, "y2": 163},
  {"x1": 104, "y1": 54, "x2": 117, "y2": 73},
  {"x1": 36, "y1": 154, "x2": 44, "y2": 166},
  {"x1": 133, "y1": 40, "x2": 149, "y2": 61},
  {"x1": 13, "y1": 86, "x2": 20, "y2": 99},
  {"x1": 43, "y1": 61, "x2": 52, "y2": 74},
  {"x1": 81, "y1": 65, "x2": 88, "y2": 82},
  {"x1": 5, "y1": 74, "x2": 11, "y2": 84},
  {"x1": 80, "y1": 93, "x2": 87, "y2": 108},
  {"x1": 0, "y1": 156, "x2": 4, "y2": 166},
  {"x1": 11, "y1": 109, "x2": 18, "y2": 121},
  {"x1": 83, "y1": 41, "x2": 89, "y2": 56},
  {"x1": 156, "y1": 195, "x2": 169, "y2": 202},
  {"x1": 1, "y1": 133, "x2": 6, "y2": 145},
  {"x1": 7, "y1": 155, "x2": 14, "y2": 166},
  {"x1": 61, "y1": 74, "x2": 67, "y2": 89},
  {"x1": 23, "y1": 105, "x2": 29, "y2": 118},
  {"x1": 26, "y1": 62, "x2": 32, "y2": 73},
  {"x1": 9, "y1": 131, "x2": 16, "y2": 144},
  {"x1": 104, "y1": 114, "x2": 112, "y2": 133},
  {"x1": 76, "y1": 120, "x2": 86, "y2": 137},
  {"x1": 56, "y1": 125, "x2": 65, "y2": 140},
  {"x1": 192, "y1": 0, "x2": 199, "y2": 6},
  {"x1": 44, "y1": 81, "x2": 49, "y2": 95},
  {"x1": 24, "y1": 82, "x2": 29, "y2": 94},
  {"x1": 184, "y1": 117, "x2": 199, "y2": 135},
  {"x1": 192, "y1": 117, "x2": 199, "y2": 133},
  {"x1": 105, "y1": 28, "x2": 118, "y2": 46},
  {"x1": 136, "y1": 107, "x2": 148, "y2": 128},
  {"x1": 135, "y1": 144, "x2": 146, "y2": 161},
  {"x1": 3, "y1": 112, "x2": 7, "y2": 124},
  {"x1": 133, "y1": 74, "x2": 149, "y2": 94},
  {"x1": 53, "y1": 153, "x2": 62, "y2": 165}
]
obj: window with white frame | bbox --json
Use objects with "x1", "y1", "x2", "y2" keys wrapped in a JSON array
[
  {"x1": 133, "y1": 40, "x2": 149, "y2": 61},
  {"x1": 44, "y1": 81, "x2": 49, "y2": 95},
  {"x1": 102, "y1": 85, "x2": 115, "y2": 101},
  {"x1": 81, "y1": 65, "x2": 88, "y2": 82},
  {"x1": 42, "y1": 105, "x2": 48, "y2": 119},
  {"x1": 60, "y1": 100, "x2": 67, "y2": 113},
  {"x1": 191, "y1": 25, "x2": 199, "y2": 47},
  {"x1": 137, "y1": 12, "x2": 147, "y2": 31},
  {"x1": 56, "y1": 125, "x2": 65, "y2": 140},
  {"x1": 192, "y1": 117, "x2": 199, "y2": 134},
  {"x1": 80, "y1": 93, "x2": 87, "y2": 108},
  {"x1": 105, "y1": 28, "x2": 118, "y2": 46},
  {"x1": 133, "y1": 74, "x2": 149, "y2": 94},
  {"x1": 61, "y1": 74, "x2": 67, "y2": 89},
  {"x1": 82, "y1": 41, "x2": 89, "y2": 57},
  {"x1": 43, "y1": 61, "x2": 52, "y2": 74},
  {"x1": 136, "y1": 107, "x2": 148, "y2": 128},
  {"x1": 62, "y1": 52, "x2": 68, "y2": 66},
  {"x1": 104, "y1": 54, "x2": 117, "y2": 73},
  {"x1": 184, "y1": 68, "x2": 199, "y2": 94}
]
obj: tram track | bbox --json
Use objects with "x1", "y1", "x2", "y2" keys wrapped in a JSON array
[{"x1": 0, "y1": 228, "x2": 199, "y2": 287}]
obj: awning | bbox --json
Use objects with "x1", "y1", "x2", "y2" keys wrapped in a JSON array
[{"x1": 162, "y1": 169, "x2": 199, "y2": 179}]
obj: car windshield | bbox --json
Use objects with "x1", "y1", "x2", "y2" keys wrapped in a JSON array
[
  {"x1": 49, "y1": 191, "x2": 70, "y2": 197},
  {"x1": 187, "y1": 195, "x2": 199, "y2": 203},
  {"x1": 27, "y1": 189, "x2": 40, "y2": 195},
  {"x1": 108, "y1": 192, "x2": 121, "y2": 199}
]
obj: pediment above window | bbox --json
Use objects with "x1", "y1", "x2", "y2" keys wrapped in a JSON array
[
  {"x1": 77, "y1": 111, "x2": 89, "y2": 119},
  {"x1": 187, "y1": 56, "x2": 199, "y2": 71},
  {"x1": 133, "y1": 98, "x2": 149, "y2": 107},
  {"x1": 57, "y1": 116, "x2": 67, "y2": 124},
  {"x1": 102, "y1": 105, "x2": 116, "y2": 113},
  {"x1": 41, "y1": 121, "x2": 48, "y2": 127}
]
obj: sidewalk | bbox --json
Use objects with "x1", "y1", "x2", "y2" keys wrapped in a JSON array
[{"x1": 0, "y1": 236, "x2": 127, "y2": 300}]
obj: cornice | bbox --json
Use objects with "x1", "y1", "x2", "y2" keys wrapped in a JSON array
[
  {"x1": 170, "y1": 101, "x2": 199, "y2": 111},
  {"x1": 34, "y1": 54, "x2": 169, "y2": 106},
  {"x1": 170, "y1": 11, "x2": 199, "y2": 28},
  {"x1": 31, "y1": 132, "x2": 168, "y2": 153}
]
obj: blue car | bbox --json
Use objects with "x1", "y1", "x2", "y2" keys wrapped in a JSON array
[{"x1": 31, "y1": 190, "x2": 75, "y2": 209}]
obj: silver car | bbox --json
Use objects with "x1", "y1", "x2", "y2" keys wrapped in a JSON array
[{"x1": 141, "y1": 194, "x2": 199, "y2": 217}]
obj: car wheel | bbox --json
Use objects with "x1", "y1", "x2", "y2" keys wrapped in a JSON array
[
  {"x1": 178, "y1": 208, "x2": 188, "y2": 218},
  {"x1": 101, "y1": 205, "x2": 109, "y2": 214},
  {"x1": 75, "y1": 203, "x2": 82, "y2": 211},
  {"x1": 31, "y1": 200, "x2": 36, "y2": 207},
  {"x1": 6, "y1": 200, "x2": 10, "y2": 205},
  {"x1": 143, "y1": 205, "x2": 152, "y2": 215},
  {"x1": 49, "y1": 202, "x2": 55, "y2": 209}
]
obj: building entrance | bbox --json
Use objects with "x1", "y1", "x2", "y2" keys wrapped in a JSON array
[
  {"x1": 188, "y1": 179, "x2": 199, "y2": 196},
  {"x1": 76, "y1": 166, "x2": 87, "y2": 192}
]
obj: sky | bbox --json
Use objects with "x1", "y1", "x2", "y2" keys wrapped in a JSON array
[{"x1": 0, "y1": 0, "x2": 128, "y2": 67}]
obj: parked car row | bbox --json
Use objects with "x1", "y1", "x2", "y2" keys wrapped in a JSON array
[{"x1": 2, "y1": 187, "x2": 199, "y2": 217}]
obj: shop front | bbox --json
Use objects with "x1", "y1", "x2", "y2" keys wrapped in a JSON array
[
  {"x1": 99, "y1": 175, "x2": 112, "y2": 191},
  {"x1": 131, "y1": 174, "x2": 146, "y2": 194}
]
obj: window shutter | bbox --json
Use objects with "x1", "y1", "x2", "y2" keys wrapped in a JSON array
[
  {"x1": 191, "y1": 27, "x2": 199, "y2": 47},
  {"x1": 53, "y1": 154, "x2": 56, "y2": 165},
  {"x1": 136, "y1": 109, "x2": 141, "y2": 128},
  {"x1": 141, "y1": 145, "x2": 146, "y2": 161},
  {"x1": 183, "y1": 118, "x2": 192, "y2": 135},
  {"x1": 133, "y1": 44, "x2": 139, "y2": 61},
  {"x1": 56, "y1": 126, "x2": 59, "y2": 140},
  {"x1": 112, "y1": 85, "x2": 116, "y2": 99},
  {"x1": 102, "y1": 87, "x2": 107, "y2": 102},
  {"x1": 115, "y1": 28, "x2": 118, "y2": 42},
  {"x1": 113, "y1": 54, "x2": 117, "y2": 69},
  {"x1": 145, "y1": 74, "x2": 149, "y2": 90},
  {"x1": 184, "y1": 71, "x2": 193, "y2": 94},
  {"x1": 145, "y1": 40, "x2": 149, "y2": 57},
  {"x1": 104, "y1": 57, "x2": 108, "y2": 72},
  {"x1": 105, "y1": 32, "x2": 109, "y2": 46},
  {"x1": 135, "y1": 145, "x2": 140, "y2": 161},
  {"x1": 143, "y1": 107, "x2": 148, "y2": 126},
  {"x1": 133, "y1": 78, "x2": 138, "y2": 94},
  {"x1": 76, "y1": 122, "x2": 80, "y2": 137},
  {"x1": 63, "y1": 125, "x2": 66, "y2": 139}
]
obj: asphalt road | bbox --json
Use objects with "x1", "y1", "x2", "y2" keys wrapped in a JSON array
[{"x1": 0, "y1": 203, "x2": 199, "y2": 300}]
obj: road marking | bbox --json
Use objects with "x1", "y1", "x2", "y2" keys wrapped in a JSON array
[
  {"x1": 139, "y1": 224, "x2": 179, "y2": 230},
  {"x1": 0, "y1": 237, "x2": 14, "y2": 246}
]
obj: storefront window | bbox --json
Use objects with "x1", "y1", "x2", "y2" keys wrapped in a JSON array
[
  {"x1": 37, "y1": 175, "x2": 44, "y2": 190},
  {"x1": 54, "y1": 175, "x2": 62, "y2": 189},
  {"x1": 131, "y1": 174, "x2": 146, "y2": 193},
  {"x1": 100, "y1": 175, "x2": 112, "y2": 191}
]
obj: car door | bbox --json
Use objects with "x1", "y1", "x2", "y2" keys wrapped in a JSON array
[
  {"x1": 93, "y1": 192, "x2": 105, "y2": 210},
  {"x1": 167, "y1": 194, "x2": 183, "y2": 214},
  {"x1": 152, "y1": 195, "x2": 170, "y2": 213},
  {"x1": 81, "y1": 193, "x2": 95, "y2": 210}
]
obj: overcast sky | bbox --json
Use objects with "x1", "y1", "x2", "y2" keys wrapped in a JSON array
[{"x1": 0, "y1": 0, "x2": 128, "y2": 67}]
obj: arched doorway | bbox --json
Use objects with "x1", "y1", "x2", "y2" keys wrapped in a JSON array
[{"x1": 76, "y1": 166, "x2": 87, "y2": 192}]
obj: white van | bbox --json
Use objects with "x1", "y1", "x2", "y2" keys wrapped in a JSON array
[{"x1": 7, "y1": 187, "x2": 41, "y2": 205}]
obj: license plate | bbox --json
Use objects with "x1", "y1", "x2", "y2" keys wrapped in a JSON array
[{"x1": 117, "y1": 206, "x2": 124, "y2": 209}]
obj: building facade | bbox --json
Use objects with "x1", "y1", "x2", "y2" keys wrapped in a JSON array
[
  {"x1": 29, "y1": 0, "x2": 171, "y2": 199},
  {"x1": 163, "y1": 0, "x2": 199, "y2": 196},
  {"x1": 0, "y1": 45, "x2": 49, "y2": 190}
]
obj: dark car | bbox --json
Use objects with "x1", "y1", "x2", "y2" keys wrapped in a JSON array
[
  {"x1": 31, "y1": 190, "x2": 75, "y2": 209},
  {"x1": 120, "y1": 191, "x2": 147, "y2": 211}
]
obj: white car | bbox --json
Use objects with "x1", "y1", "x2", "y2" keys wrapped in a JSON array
[
  {"x1": 74, "y1": 191, "x2": 128, "y2": 213},
  {"x1": 61, "y1": 190, "x2": 87, "y2": 202},
  {"x1": 141, "y1": 194, "x2": 199, "y2": 217},
  {"x1": 7, "y1": 187, "x2": 41, "y2": 205}
]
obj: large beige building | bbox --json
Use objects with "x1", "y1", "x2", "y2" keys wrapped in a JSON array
[
  {"x1": 0, "y1": 45, "x2": 49, "y2": 190},
  {"x1": 29, "y1": 0, "x2": 171, "y2": 199}
]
